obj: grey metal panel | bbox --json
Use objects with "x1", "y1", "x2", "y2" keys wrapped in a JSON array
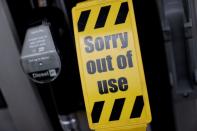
[
  {"x1": 0, "y1": 1, "x2": 54, "y2": 131},
  {"x1": 173, "y1": 1, "x2": 197, "y2": 131},
  {"x1": 156, "y1": 1, "x2": 197, "y2": 131},
  {"x1": 0, "y1": 109, "x2": 17, "y2": 131},
  {"x1": 174, "y1": 99, "x2": 197, "y2": 131}
]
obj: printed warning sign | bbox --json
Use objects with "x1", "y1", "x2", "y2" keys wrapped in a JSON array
[{"x1": 72, "y1": 0, "x2": 151, "y2": 130}]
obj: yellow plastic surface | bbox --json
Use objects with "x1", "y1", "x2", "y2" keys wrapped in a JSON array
[
  {"x1": 72, "y1": 0, "x2": 151, "y2": 130},
  {"x1": 96, "y1": 125, "x2": 146, "y2": 131}
]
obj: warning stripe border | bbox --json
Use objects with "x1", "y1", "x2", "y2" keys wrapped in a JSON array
[
  {"x1": 77, "y1": 2, "x2": 129, "y2": 32},
  {"x1": 91, "y1": 96, "x2": 144, "y2": 124}
]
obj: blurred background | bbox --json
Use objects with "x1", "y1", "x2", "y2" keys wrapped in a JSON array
[{"x1": 1, "y1": 0, "x2": 197, "y2": 131}]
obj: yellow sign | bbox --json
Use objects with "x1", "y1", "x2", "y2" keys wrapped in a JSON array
[{"x1": 72, "y1": 0, "x2": 151, "y2": 130}]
